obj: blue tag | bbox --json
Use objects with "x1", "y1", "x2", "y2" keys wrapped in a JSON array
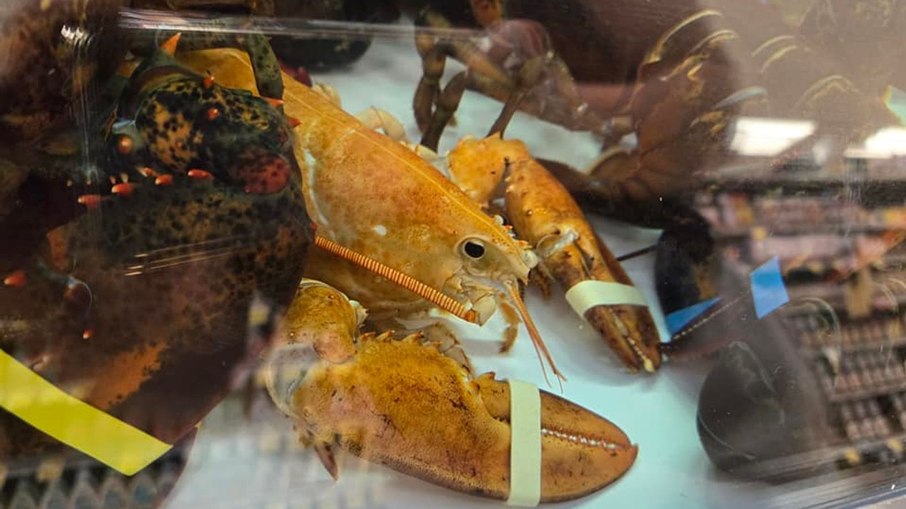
[
  {"x1": 750, "y1": 256, "x2": 789, "y2": 318},
  {"x1": 665, "y1": 297, "x2": 721, "y2": 334}
]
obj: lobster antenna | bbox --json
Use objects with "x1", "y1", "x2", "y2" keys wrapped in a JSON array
[
  {"x1": 314, "y1": 235, "x2": 478, "y2": 324},
  {"x1": 505, "y1": 281, "x2": 566, "y2": 388}
]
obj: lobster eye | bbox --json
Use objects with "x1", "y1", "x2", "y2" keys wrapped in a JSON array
[{"x1": 462, "y1": 240, "x2": 486, "y2": 259}]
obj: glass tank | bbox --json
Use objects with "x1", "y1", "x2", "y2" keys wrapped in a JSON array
[{"x1": 1, "y1": 1, "x2": 905, "y2": 508}]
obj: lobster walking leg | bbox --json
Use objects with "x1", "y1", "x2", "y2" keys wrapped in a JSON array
[
  {"x1": 413, "y1": 7, "x2": 603, "y2": 150},
  {"x1": 419, "y1": 71, "x2": 468, "y2": 150}
]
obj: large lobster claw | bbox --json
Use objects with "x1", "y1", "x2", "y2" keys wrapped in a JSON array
[{"x1": 270, "y1": 280, "x2": 637, "y2": 503}]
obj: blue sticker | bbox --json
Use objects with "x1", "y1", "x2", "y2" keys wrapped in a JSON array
[
  {"x1": 665, "y1": 297, "x2": 721, "y2": 334},
  {"x1": 750, "y1": 256, "x2": 789, "y2": 318}
]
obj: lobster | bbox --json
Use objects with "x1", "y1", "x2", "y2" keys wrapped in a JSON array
[
  {"x1": 178, "y1": 46, "x2": 643, "y2": 503},
  {"x1": 402, "y1": 0, "x2": 902, "y2": 224},
  {"x1": 0, "y1": 4, "x2": 311, "y2": 504},
  {"x1": 203, "y1": 13, "x2": 666, "y2": 374}
]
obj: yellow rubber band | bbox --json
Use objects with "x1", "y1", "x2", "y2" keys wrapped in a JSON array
[
  {"x1": 507, "y1": 379, "x2": 541, "y2": 507},
  {"x1": 565, "y1": 281, "x2": 648, "y2": 317},
  {"x1": 0, "y1": 349, "x2": 172, "y2": 475}
]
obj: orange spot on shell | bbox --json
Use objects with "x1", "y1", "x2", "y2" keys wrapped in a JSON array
[
  {"x1": 161, "y1": 33, "x2": 181, "y2": 56},
  {"x1": 63, "y1": 282, "x2": 90, "y2": 306},
  {"x1": 264, "y1": 97, "x2": 283, "y2": 108},
  {"x1": 138, "y1": 166, "x2": 157, "y2": 178},
  {"x1": 117, "y1": 135, "x2": 133, "y2": 154},
  {"x1": 203, "y1": 74, "x2": 215, "y2": 89},
  {"x1": 82, "y1": 329, "x2": 93, "y2": 340},
  {"x1": 206, "y1": 107, "x2": 220, "y2": 120},
  {"x1": 77, "y1": 194, "x2": 103, "y2": 208},
  {"x1": 287, "y1": 116, "x2": 301, "y2": 128},
  {"x1": 155, "y1": 174, "x2": 174, "y2": 186},
  {"x1": 188, "y1": 169, "x2": 214, "y2": 180},
  {"x1": 111, "y1": 182, "x2": 134, "y2": 196},
  {"x1": 3, "y1": 270, "x2": 26, "y2": 287}
]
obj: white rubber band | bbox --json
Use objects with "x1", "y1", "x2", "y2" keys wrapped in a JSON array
[
  {"x1": 564, "y1": 280, "x2": 648, "y2": 317},
  {"x1": 507, "y1": 379, "x2": 542, "y2": 507}
]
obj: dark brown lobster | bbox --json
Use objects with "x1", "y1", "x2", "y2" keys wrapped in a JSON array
[{"x1": 404, "y1": 0, "x2": 902, "y2": 224}]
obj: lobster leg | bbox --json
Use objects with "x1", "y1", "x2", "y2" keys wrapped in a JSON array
[
  {"x1": 413, "y1": 7, "x2": 515, "y2": 136},
  {"x1": 414, "y1": 9, "x2": 603, "y2": 149},
  {"x1": 413, "y1": 26, "x2": 447, "y2": 134},
  {"x1": 484, "y1": 54, "x2": 551, "y2": 138},
  {"x1": 419, "y1": 57, "x2": 542, "y2": 152},
  {"x1": 419, "y1": 71, "x2": 468, "y2": 151}
]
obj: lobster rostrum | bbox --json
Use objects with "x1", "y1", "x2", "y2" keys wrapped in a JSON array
[
  {"x1": 0, "y1": 4, "x2": 310, "y2": 464},
  {"x1": 269, "y1": 279, "x2": 638, "y2": 504}
]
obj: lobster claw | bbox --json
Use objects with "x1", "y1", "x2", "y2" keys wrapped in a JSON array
[
  {"x1": 274, "y1": 279, "x2": 636, "y2": 503},
  {"x1": 291, "y1": 335, "x2": 637, "y2": 503},
  {"x1": 448, "y1": 135, "x2": 662, "y2": 372},
  {"x1": 503, "y1": 157, "x2": 663, "y2": 372},
  {"x1": 526, "y1": 223, "x2": 663, "y2": 373}
]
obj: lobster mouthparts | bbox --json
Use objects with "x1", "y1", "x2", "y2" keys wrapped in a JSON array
[{"x1": 291, "y1": 336, "x2": 637, "y2": 503}]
